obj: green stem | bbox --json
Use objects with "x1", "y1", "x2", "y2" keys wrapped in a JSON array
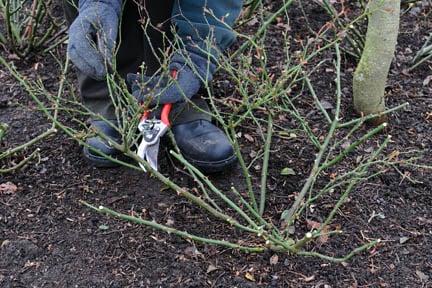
[
  {"x1": 304, "y1": 76, "x2": 332, "y2": 124},
  {"x1": 229, "y1": 123, "x2": 258, "y2": 211},
  {"x1": 321, "y1": 122, "x2": 388, "y2": 170},
  {"x1": 0, "y1": 128, "x2": 56, "y2": 159},
  {"x1": 320, "y1": 136, "x2": 391, "y2": 229},
  {"x1": 0, "y1": 148, "x2": 40, "y2": 173},
  {"x1": 298, "y1": 240, "x2": 379, "y2": 263},
  {"x1": 170, "y1": 150, "x2": 260, "y2": 231},
  {"x1": 338, "y1": 102, "x2": 409, "y2": 128},
  {"x1": 82, "y1": 201, "x2": 266, "y2": 253},
  {"x1": 168, "y1": 131, "x2": 223, "y2": 212},
  {"x1": 281, "y1": 44, "x2": 342, "y2": 228},
  {"x1": 259, "y1": 114, "x2": 273, "y2": 216}
]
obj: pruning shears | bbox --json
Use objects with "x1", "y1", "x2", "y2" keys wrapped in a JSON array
[{"x1": 136, "y1": 70, "x2": 177, "y2": 171}]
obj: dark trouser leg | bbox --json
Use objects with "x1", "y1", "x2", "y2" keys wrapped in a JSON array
[{"x1": 62, "y1": 0, "x2": 174, "y2": 119}]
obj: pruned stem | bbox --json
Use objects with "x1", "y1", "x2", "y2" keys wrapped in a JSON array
[
  {"x1": 259, "y1": 113, "x2": 273, "y2": 215},
  {"x1": 81, "y1": 201, "x2": 266, "y2": 253}
]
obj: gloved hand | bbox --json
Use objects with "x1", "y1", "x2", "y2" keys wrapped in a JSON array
[
  {"x1": 67, "y1": 0, "x2": 121, "y2": 80},
  {"x1": 127, "y1": 51, "x2": 216, "y2": 106}
]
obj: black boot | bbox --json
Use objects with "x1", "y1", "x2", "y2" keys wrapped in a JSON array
[
  {"x1": 83, "y1": 120, "x2": 122, "y2": 168},
  {"x1": 172, "y1": 119, "x2": 237, "y2": 173}
]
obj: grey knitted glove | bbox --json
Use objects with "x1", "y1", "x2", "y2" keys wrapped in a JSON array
[
  {"x1": 68, "y1": 0, "x2": 121, "y2": 80},
  {"x1": 127, "y1": 51, "x2": 216, "y2": 106}
]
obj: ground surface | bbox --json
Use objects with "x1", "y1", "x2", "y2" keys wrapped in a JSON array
[{"x1": 1, "y1": 1, "x2": 431, "y2": 287}]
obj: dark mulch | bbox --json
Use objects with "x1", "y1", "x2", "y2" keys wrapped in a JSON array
[{"x1": 1, "y1": 1, "x2": 431, "y2": 287}]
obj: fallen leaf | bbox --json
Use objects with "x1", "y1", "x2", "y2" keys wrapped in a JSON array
[
  {"x1": 206, "y1": 264, "x2": 218, "y2": 273},
  {"x1": 388, "y1": 150, "x2": 400, "y2": 161},
  {"x1": 7, "y1": 53, "x2": 20, "y2": 60},
  {"x1": 98, "y1": 224, "x2": 109, "y2": 230},
  {"x1": 166, "y1": 218, "x2": 174, "y2": 226},
  {"x1": 24, "y1": 261, "x2": 40, "y2": 268},
  {"x1": 399, "y1": 236, "x2": 409, "y2": 244},
  {"x1": 320, "y1": 100, "x2": 334, "y2": 110},
  {"x1": 270, "y1": 254, "x2": 279, "y2": 265},
  {"x1": 302, "y1": 275, "x2": 315, "y2": 282},
  {"x1": 318, "y1": 225, "x2": 329, "y2": 244},
  {"x1": 341, "y1": 261, "x2": 349, "y2": 267},
  {"x1": 281, "y1": 167, "x2": 296, "y2": 176},
  {"x1": 245, "y1": 272, "x2": 255, "y2": 282},
  {"x1": 0, "y1": 182, "x2": 17, "y2": 195},
  {"x1": 306, "y1": 219, "x2": 321, "y2": 230},
  {"x1": 423, "y1": 75, "x2": 432, "y2": 86},
  {"x1": 244, "y1": 133, "x2": 254, "y2": 142},
  {"x1": 184, "y1": 246, "x2": 202, "y2": 258},
  {"x1": 416, "y1": 270, "x2": 429, "y2": 282},
  {"x1": 1, "y1": 240, "x2": 10, "y2": 248}
]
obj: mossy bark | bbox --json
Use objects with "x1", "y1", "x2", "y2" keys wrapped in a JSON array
[{"x1": 353, "y1": 0, "x2": 401, "y2": 122}]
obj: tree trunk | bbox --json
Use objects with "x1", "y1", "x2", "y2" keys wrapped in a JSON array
[{"x1": 353, "y1": 0, "x2": 401, "y2": 122}]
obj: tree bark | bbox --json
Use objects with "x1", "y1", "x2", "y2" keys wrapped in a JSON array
[{"x1": 353, "y1": 0, "x2": 401, "y2": 122}]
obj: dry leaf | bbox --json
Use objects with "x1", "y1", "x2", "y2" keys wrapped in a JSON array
[
  {"x1": 399, "y1": 236, "x2": 409, "y2": 244},
  {"x1": 244, "y1": 133, "x2": 254, "y2": 142},
  {"x1": 245, "y1": 272, "x2": 255, "y2": 282},
  {"x1": 306, "y1": 219, "x2": 321, "y2": 230},
  {"x1": 423, "y1": 75, "x2": 432, "y2": 86},
  {"x1": 7, "y1": 53, "x2": 20, "y2": 60},
  {"x1": 24, "y1": 261, "x2": 40, "y2": 268},
  {"x1": 206, "y1": 264, "x2": 218, "y2": 274},
  {"x1": 184, "y1": 246, "x2": 202, "y2": 258},
  {"x1": 166, "y1": 218, "x2": 174, "y2": 226},
  {"x1": 329, "y1": 173, "x2": 337, "y2": 180},
  {"x1": 320, "y1": 100, "x2": 334, "y2": 110},
  {"x1": 318, "y1": 225, "x2": 329, "y2": 244},
  {"x1": 416, "y1": 270, "x2": 429, "y2": 282},
  {"x1": 388, "y1": 150, "x2": 400, "y2": 161},
  {"x1": 302, "y1": 275, "x2": 315, "y2": 282},
  {"x1": 270, "y1": 254, "x2": 279, "y2": 265},
  {"x1": 0, "y1": 182, "x2": 17, "y2": 195}
]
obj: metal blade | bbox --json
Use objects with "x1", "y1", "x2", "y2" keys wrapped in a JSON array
[
  {"x1": 145, "y1": 138, "x2": 161, "y2": 171},
  {"x1": 137, "y1": 140, "x2": 148, "y2": 172}
]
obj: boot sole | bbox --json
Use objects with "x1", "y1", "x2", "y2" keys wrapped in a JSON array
[
  {"x1": 83, "y1": 147, "x2": 124, "y2": 168},
  {"x1": 182, "y1": 153, "x2": 238, "y2": 174}
]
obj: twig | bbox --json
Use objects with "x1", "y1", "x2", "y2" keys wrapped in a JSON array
[
  {"x1": 259, "y1": 113, "x2": 273, "y2": 216},
  {"x1": 0, "y1": 148, "x2": 40, "y2": 173},
  {"x1": 81, "y1": 201, "x2": 266, "y2": 253},
  {"x1": 297, "y1": 240, "x2": 379, "y2": 262},
  {"x1": 281, "y1": 44, "x2": 343, "y2": 228},
  {"x1": 338, "y1": 102, "x2": 409, "y2": 128}
]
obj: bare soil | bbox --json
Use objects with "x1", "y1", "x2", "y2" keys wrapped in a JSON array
[{"x1": 1, "y1": 1, "x2": 431, "y2": 287}]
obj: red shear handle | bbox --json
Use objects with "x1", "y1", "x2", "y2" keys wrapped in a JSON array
[
  {"x1": 140, "y1": 108, "x2": 150, "y2": 122},
  {"x1": 161, "y1": 103, "x2": 172, "y2": 126},
  {"x1": 160, "y1": 70, "x2": 177, "y2": 126}
]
